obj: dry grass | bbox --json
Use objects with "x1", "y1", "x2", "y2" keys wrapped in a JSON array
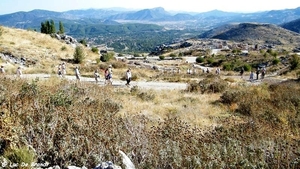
[
  {"x1": 115, "y1": 87, "x2": 229, "y2": 128},
  {"x1": 0, "y1": 26, "x2": 98, "y2": 74}
]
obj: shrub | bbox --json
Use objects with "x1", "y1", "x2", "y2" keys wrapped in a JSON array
[
  {"x1": 73, "y1": 46, "x2": 85, "y2": 64},
  {"x1": 272, "y1": 58, "x2": 280, "y2": 65},
  {"x1": 61, "y1": 46, "x2": 67, "y2": 51},
  {"x1": 198, "y1": 76, "x2": 228, "y2": 94},
  {"x1": 159, "y1": 55, "x2": 165, "y2": 60},
  {"x1": 169, "y1": 53, "x2": 177, "y2": 58},
  {"x1": 186, "y1": 81, "x2": 201, "y2": 92},
  {"x1": 79, "y1": 39, "x2": 87, "y2": 46},
  {"x1": 196, "y1": 57, "x2": 204, "y2": 63},
  {"x1": 187, "y1": 75, "x2": 228, "y2": 93},
  {"x1": 206, "y1": 58, "x2": 214, "y2": 64},
  {"x1": 137, "y1": 92, "x2": 155, "y2": 101},
  {"x1": 91, "y1": 47, "x2": 99, "y2": 53},
  {"x1": 243, "y1": 64, "x2": 252, "y2": 71},
  {"x1": 290, "y1": 54, "x2": 300, "y2": 70},
  {"x1": 4, "y1": 146, "x2": 36, "y2": 168},
  {"x1": 112, "y1": 61, "x2": 127, "y2": 69},
  {"x1": 100, "y1": 52, "x2": 115, "y2": 62},
  {"x1": 133, "y1": 53, "x2": 140, "y2": 57},
  {"x1": 223, "y1": 63, "x2": 234, "y2": 71}
]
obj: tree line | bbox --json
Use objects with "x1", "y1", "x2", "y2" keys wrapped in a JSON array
[{"x1": 40, "y1": 20, "x2": 64, "y2": 34}]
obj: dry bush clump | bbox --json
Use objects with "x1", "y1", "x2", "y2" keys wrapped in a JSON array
[
  {"x1": 220, "y1": 80, "x2": 300, "y2": 131},
  {"x1": 187, "y1": 75, "x2": 228, "y2": 93}
]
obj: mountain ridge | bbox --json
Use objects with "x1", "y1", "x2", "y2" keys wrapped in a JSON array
[{"x1": 1, "y1": 6, "x2": 300, "y2": 30}]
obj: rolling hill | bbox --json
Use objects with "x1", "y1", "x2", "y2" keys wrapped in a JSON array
[
  {"x1": 199, "y1": 23, "x2": 300, "y2": 46},
  {"x1": 281, "y1": 18, "x2": 300, "y2": 33}
]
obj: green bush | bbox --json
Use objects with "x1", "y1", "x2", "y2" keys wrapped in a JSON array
[
  {"x1": 169, "y1": 53, "x2": 177, "y2": 58},
  {"x1": 206, "y1": 58, "x2": 214, "y2": 64},
  {"x1": 73, "y1": 46, "x2": 85, "y2": 64},
  {"x1": 79, "y1": 39, "x2": 87, "y2": 46},
  {"x1": 243, "y1": 64, "x2": 252, "y2": 71},
  {"x1": 223, "y1": 63, "x2": 234, "y2": 71},
  {"x1": 91, "y1": 47, "x2": 99, "y2": 53},
  {"x1": 272, "y1": 58, "x2": 280, "y2": 65},
  {"x1": 61, "y1": 46, "x2": 67, "y2": 51},
  {"x1": 4, "y1": 146, "x2": 36, "y2": 168},
  {"x1": 196, "y1": 56, "x2": 204, "y2": 63},
  {"x1": 159, "y1": 55, "x2": 165, "y2": 60},
  {"x1": 290, "y1": 54, "x2": 300, "y2": 70},
  {"x1": 100, "y1": 52, "x2": 115, "y2": 62}
]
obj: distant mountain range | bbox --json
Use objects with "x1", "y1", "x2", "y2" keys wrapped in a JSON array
[
  {"x1": 1, "y1": 7, "x2": 300, "y2": 31},
  {"x1": 1, "y1": 7, "x2": 300, "y2": 53}
]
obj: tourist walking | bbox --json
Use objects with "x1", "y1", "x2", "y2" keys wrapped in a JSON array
[
  {"x1": 249, "y1": 71, "x2": 254, "y2": 82},
  {"x1": 104, "y1": 68, "x2": 109, "y2": 85},
  {"x1": 107, "y1": 65, "x2": 113, "y2": 85},
  {"x1": 240, "y1": 67, "x2": 244, "y2": 78},
  {"x1": 216, "y1": 67, "x2": 220, "y2": 75},
  {"x1": 58, "y1": 64, "x2": 62, "y2": 77},
  {"x1": 75, "y1": 66, "x2": 80, "y2": 81},
  {"x1": 16, "y1": 67, "x2": 22, "y2": 77},
  {"x1": 256, "y1": 68, "x2": 260, "y2": 80},
  {"x1": 261, "y1": 67, "x2": 266, "y2": 79},
  {"x1": 61, "y1": 62, "x2": 66, "y2": 77},
  {"x1": 125, "y1": 68, "x2": 132, "y2": 86},
  {"x1": 94, "y1": 69, "x2": 100, "y2": 83},
  {"x1": 0, "y1": 65, "x2": 5, "y2": 74}
]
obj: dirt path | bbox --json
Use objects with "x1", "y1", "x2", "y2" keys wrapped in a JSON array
[
  {"x1": 14, "y1": 72, "x2": 288, "y2": 91},
  {"x1": 19, "y1": 74, "x2": 188, "y2": 90}
]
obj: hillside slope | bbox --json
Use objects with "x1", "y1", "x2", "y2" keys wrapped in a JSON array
[
  {"x1": 0, "y1": 26, "x2": 98, "y2": 73},
  {"x1": 199, "y1": 23, "x2": 300, "y2": 46},
  {"x1": 281, "y1": 18, "x2": 300, "y2": 33}
]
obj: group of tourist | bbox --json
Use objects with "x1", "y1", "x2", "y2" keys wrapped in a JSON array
[
  {"x1": 70, "y1": 64, "x2": 132, "y2": 86},
  {"x1": 57, "y1": 62, "x2": 67, "y2": 77},
  {"x1": 0, "y1": 65, "x2": 22, "y2": 77},
  {"x1": 249, "y1": 67, "x2": 266, "y2": 82}
]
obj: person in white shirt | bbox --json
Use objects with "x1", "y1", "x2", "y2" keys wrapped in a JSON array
[
  {"x1": 0, "y1": 65, "x2": 5, "y2": 74},
  {"x1": 107, "y1": 65, "x2": 113, "y2": 85},
  {"x1": 16, "y1": 67, "x2": 22, "y2": 77},
  {"x1": 61, "y1": 62, "x2": 66, "y2": 77},
  {"x1": 125, "y1": 68, "x2": 132, "y2": 86}
]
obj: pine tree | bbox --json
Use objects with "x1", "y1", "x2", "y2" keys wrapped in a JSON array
[
  {"x1": 59, "y1": 21, "x2": 64, "y2": 34},
  {"x1": 40, "y1": 22, "x2": 46, "y2": 33},
  {"x1": 46, "y1": 20, "x2": 51, "y2": 34},
  {"x1": 50, "y1": 20, "x2": 56, "y2": 34}
]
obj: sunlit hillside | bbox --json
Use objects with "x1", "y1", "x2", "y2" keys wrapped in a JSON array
[{"x1": 0, "y1": 26, "x2": 99, "y2": 74}]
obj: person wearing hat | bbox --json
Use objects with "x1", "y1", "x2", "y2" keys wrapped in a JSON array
[{"x1": 125, "y1": 68, "x2": 132, "y2": 86}]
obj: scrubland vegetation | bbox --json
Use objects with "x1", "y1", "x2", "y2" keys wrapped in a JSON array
[
  {"x1": 0, "y1": 75, "x2": 299, "y2": 168},
  {"x1": 1, "y1": 26, "x2": 300, "y2": 169}
]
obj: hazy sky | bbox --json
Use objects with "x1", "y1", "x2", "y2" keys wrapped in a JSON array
[{"x1": 1, "y1": 0, "x2": 300, "y2": 14}]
